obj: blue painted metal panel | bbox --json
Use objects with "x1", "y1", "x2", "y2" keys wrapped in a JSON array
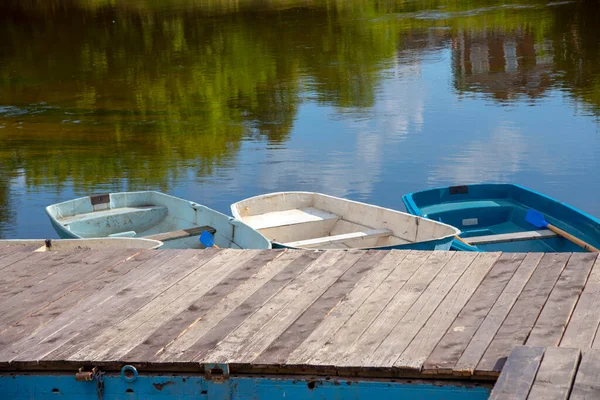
[{"x1": 0, "y1": 374, "x2": 491, "y2": 400}]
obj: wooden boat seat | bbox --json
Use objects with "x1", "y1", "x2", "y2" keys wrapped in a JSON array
[
  {"x1": 466, "y1": 229, "x2": 558, "y2": 245},
  {"x1": 283, "y1": 229, "x2": 392, "y2": 248},
  {"x1": 243, "y1": 207, "x2": 339, "y2": 230},
  {"x1": 146, "y1": 226, "x2": 216, "y2": 242}
]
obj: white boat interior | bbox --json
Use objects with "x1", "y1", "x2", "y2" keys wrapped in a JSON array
[
  {"x1": 231, "y1": 192, "x2": 459, "y2": 250},
  {"x1": 46, "y1": 191, "x2": 271, "y2": 250}
]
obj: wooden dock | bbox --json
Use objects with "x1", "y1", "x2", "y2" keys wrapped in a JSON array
[
  {"x1": 0, "y1": 245, "x2": 598, "y2": 384},
  {"x1": 490, "y1": 346, "x2": 600, "y2": 399}
]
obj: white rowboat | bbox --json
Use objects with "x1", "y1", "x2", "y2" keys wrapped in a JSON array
[{"x1": 231, "y1": 192, "x2": 460, "y2": 250}]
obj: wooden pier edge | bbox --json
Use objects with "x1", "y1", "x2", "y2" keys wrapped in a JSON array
[{"x1": 0, "y1": 246, "x2": 597, "y2": 396}]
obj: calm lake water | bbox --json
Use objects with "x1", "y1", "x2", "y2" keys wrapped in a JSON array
[{"x1": 0, "y1": 0, "x2": 599, "y2": 239}]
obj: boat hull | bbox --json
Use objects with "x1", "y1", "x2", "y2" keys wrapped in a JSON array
[
  {"x1": 46, "y1": 191, "x2": 271, "y2": 250},
  {"x1": 402, "y1": 184, "x2": 600, "y2": 252},
  {"x1": 232, "y1": 192, "x2": 460, "y2": 251}
]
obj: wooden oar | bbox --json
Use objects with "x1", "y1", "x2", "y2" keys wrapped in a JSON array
[
  {"x1": 200, "y1": 230, "x2": 219, "y2": 248},
  {"x1": 454, "y1": 235, "x2": 472, "y2": 246},
  {"x1": 525, "y1": 209, "x2": 599, "y2": 252}
]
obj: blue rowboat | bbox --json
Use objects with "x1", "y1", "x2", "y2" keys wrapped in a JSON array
[
  {"x1": 402, "y1": 184, "x2": 600, "y2": 252},
  {"x1": 231, "y1": 192, "x2": 460, "y2": 250},
  {"x1": 46, "y1": 191, "x2": 271, "y2": 250}
]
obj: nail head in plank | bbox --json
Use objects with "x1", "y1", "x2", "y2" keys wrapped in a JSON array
[
  {"x1": 476, "y1": 253, "x2": 569, "y2": 375},
  {"x1": 453, "y1": 253, "x2": 543, "y2": 376},
  {"x1": 423, "y1": 252, "x2": 525, "y2": 375},
  {"x1": 488, "y1": 345, "x2": 545, "y2": 400},
  {"x1": 527, "y1": 253, "x2": 597, "y2": 347},
  {"x1": 528, "y1": 347, "x2": 580, "y2": 400}
]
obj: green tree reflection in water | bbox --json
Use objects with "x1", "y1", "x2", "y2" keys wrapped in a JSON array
[{"x1": 1, "y1": 0, "x2": 600, "y2": 237}]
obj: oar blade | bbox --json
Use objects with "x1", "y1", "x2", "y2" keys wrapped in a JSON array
[
  {"x1": 199, "y1": 230, "x2": 216, "y2": 248},
  {"x1": 526, "y1": 209, "x2": 548, "y2": 229}
]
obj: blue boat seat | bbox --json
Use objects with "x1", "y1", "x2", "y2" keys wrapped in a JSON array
[{"x1": 422, "y1": 200, "x2": 516, "y2": 217}]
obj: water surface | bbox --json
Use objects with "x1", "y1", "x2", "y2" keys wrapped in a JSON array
[{"x1": 1, "y1": 0, "x2": 599, "y2": 238}]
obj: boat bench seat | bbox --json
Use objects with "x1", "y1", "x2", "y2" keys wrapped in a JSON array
[
  {"x1": 422, "y1": 200, "x2": 515, "y2": 217},
  {"x1": 146, "y1": 226, "x2": 216, "y2": 242},
  {"x1": 244, "y1": 207, "x2": 339, "y2": 230},
  {"x1": 283, "y1": 229, "x2": 392, "y2": 248},
  {"x1": 466, "y1": 229, "x2": 558, "y2": 245},
  {"x1": 60, "y1": 206, "x2": 168, "y2": 225}
]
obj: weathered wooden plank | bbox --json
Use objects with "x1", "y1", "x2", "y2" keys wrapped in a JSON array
[
  {"x1": 0, "y1": 249, "x2": 199, "y2": 362},
  {"x1": 202, "y1": 250, "x2": 365, "y2": 364},
  {"x1": 363, "y1": 252, "x2": 479, "y2": 368},
  {"x1": 0, "y1": 246, "x2": 39, "y2": 266},
  {"x1": 283, "y1": 250, "x2": 418, "y2": 365},
  {"x1": 0, "y1": 249, "x2": 151, "y2": 348},
  {"x1": 488, "y1": 346, "x2": 545, "y2": 400},
  {"x1": 396, "y1": 252, "x2": 501, "y2": 371},
  {"x1": 155, "y1": 251, "x2": 322, "y2": 362},
  {"x1": 423, "y1": 253, "x2": 526, "y2": 375},
  {"x1": 562, "y1": 256, "x2": 600, "y2": 348},
  {"x1": 336, "y1": 251, "x2": 455, "y2": 368},
  {"x1": 255, "y1": 250, "x2": 390, "y2": 364},
  {"x1": 528, "y1": 347, "x2": 580, "y2": 400},
  {"x1": 46, "y1": 249, "x2": 239, "y2": 362},
  {"x1": 124, "y1": 250, "x2": 307, "y2": 362},
  {"x1": 453, "y1": 253, "x2": 542, "y2": 376},
  {"x1": 0, "y1": 251, "x2": 57, "y2": 290},
  {"x1": 73, "y1": 250, "x2": 281, "y2": 361},
  {"x1": 570, "y1": 349, "x2": 600, "y2": 399},
  {"x1": 527, "y1": 253, "x2": 597, "y2": 347},
  {"x1": 476, "y1": 253, "x2": 570, "y2": 375},
  {"x1": 305, "y1": 251, "x2": 447, "y2": 367},
  {"x1": 0, "y1": 251, "x2": 104, "y2": 321},
  {"x1": 0, "y1": 250, "x2": 138, "y2": 331}
]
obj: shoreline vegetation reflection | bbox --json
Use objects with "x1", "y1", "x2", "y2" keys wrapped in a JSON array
[{"x1": 0, "y1": 0, "x2": 599, "y2": 237}]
